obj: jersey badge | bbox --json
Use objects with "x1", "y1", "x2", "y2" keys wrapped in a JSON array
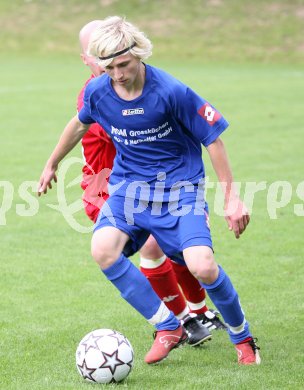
[
  {"x1": 198, "y1": 103, "x2": 221, "y2": 126},
  {"x1": 122, "y1": 108, "x2": 144, "y2": 116}
]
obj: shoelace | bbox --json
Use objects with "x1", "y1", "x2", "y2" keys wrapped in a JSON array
[
  {"x1": 249, "y1": 338, "x2": 260, "y2": 352},
  {"x1": 201, "y1": 313, "x2": 227, "y2": 328},
  {"x1": 183, "y1": 317, "x2": 202, "y2": 332}
]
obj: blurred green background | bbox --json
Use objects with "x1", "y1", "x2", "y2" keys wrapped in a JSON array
[{"x1": 1, "y1": 0, "x2": 303, "y2": 64}]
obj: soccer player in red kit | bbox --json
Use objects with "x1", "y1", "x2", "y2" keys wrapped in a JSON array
[{"x1": 78, "y1": 21, "x2": 226, "y2": 345}]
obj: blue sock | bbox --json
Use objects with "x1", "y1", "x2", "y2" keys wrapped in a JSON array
[
  {"x1": 102, "y1": 254, "x2": 179, "y2": 331},
  {"x1": 202, "y1": 266, "x2": 252, "y2": 344}
]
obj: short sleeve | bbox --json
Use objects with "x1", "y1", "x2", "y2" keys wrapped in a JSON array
[{"x1": 171, "y1": 83, "x2": 229, "y2": 146}]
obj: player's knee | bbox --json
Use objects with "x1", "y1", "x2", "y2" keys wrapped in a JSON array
[
  {"x1": 91, "y1": 235, "x2": 119, "y2": 269},
  {"x1": 187, "y1": 251, "x2": 218, "y2": 284},
  {"x1": 91, "y1": 227, "x2": 129, "y2": 269},
  {"x1": 139, "y1": 235, "x2": 163, "y2": 259}
]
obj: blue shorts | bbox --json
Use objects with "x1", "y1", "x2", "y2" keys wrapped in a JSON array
[{"x1": 94, "y1": 193, "x2": 213, "y2": 265}]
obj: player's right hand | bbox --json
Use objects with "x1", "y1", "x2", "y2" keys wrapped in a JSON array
[{"x1": 38, "y1": 165, "x2": 58, "y2": 196}]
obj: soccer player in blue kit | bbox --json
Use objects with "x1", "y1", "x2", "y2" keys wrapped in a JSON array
[{"x1": 38, "y1": 16, "x2": 260, "y2": 365}]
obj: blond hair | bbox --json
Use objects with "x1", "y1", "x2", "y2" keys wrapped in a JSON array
[{"x1": 88, "y1": 16, "x2": 152, "y2": 67}]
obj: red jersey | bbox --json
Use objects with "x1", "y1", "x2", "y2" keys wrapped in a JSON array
[{"x1": 77, "y1": 75, "x2": 116, "y2": 216}]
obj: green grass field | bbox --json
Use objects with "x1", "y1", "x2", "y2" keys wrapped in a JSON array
[{"x1": 1, "y1": 1, "x2": 304, "y2": 389}]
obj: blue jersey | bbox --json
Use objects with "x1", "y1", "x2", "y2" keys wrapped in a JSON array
[{"x1": 78, "y1": 64, "x2": 228, "y2": 201}]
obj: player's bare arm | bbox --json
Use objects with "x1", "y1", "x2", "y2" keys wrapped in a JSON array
[
  {"x1": 206, "y1": 137, "x2": 250, "y2": 239},
  {"x1": 38, "y1": 115, "x2": 89, "y2": 196}
]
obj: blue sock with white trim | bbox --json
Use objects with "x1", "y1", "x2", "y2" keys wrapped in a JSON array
[
  {"x1": 102, "y1": 254, "x2": 179, "y2": 331},
  {"x1": 202, "y1": 266, "x2": 252, "y2": 344}
]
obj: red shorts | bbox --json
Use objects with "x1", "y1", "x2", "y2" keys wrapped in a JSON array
[
  {"x1": 81, "y1": 171, "x2": 110, "y2": 223},
  {"x1": 83, "y1": 194, "x2": 109, "y2": 223}
]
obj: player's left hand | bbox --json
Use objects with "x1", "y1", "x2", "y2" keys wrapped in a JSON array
[{"x1": 224, "y1": 197, "x2": 250, "y2": 239}]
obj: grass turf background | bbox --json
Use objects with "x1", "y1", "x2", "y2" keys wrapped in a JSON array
[{"x1": 0, "y1": 1, "x2": 304, "y2": 388}]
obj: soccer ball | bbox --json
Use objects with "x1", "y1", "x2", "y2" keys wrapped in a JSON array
[{"x1": 76, "y1": 329, "x2": 134, "y2": 384}]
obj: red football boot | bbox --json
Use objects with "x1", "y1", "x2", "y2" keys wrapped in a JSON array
[
  {"x1": 144, "y1": 326, "x2": 188, "y2": 364},
  {"x1": 235, "y1": 338, "x2": 261, "y2": 365}
]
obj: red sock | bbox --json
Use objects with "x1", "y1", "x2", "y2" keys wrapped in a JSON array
[
  {"x1": 171, "y1": 260, "x2": 208, "y2": 314},
  {"x1": 140, "y1": 258, "x2": 187, "y2": 317}
]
